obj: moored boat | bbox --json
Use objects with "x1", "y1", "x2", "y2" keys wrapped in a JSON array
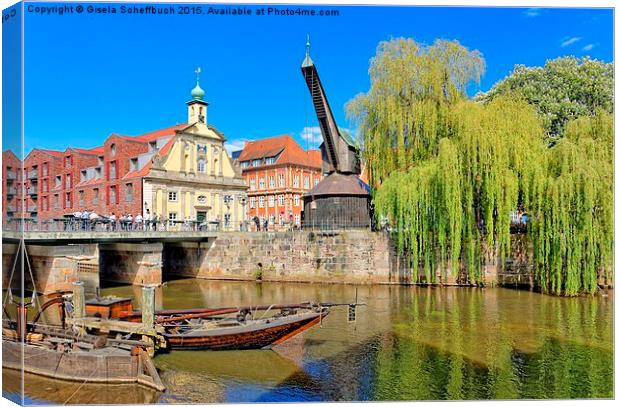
[{"x1": 162, "y1": 308, "x2": 328, "y2": 351}]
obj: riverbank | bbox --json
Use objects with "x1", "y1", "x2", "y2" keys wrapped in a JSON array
[{"x1": 4, "y1": 279, "x2": 612, "y2": 403}]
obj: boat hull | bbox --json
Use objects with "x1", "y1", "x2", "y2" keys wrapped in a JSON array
[{"x1": 164, "y1": 311, "x2": 325, "y2": 351}]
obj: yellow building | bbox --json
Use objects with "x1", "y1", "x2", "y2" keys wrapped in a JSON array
[{"x1": 141, "y1": 69, "x2": 247, "y2": 230}]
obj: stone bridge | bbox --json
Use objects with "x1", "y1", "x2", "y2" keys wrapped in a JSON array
[
  {"x1": 2, "y1": 230, "x2": 544, "y2": 295},
  {"x1": 2, "y1": 230, "x2": 395, "y2": 295}
]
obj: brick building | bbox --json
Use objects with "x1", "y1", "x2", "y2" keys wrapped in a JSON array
[
  {"x1": 236, "y1": 136, "x2": 322, "y2": 228},
  {"x1": 2, "y1": 70, "x2": 247, "y2": 229},
  {"x1": 2, "y1": 150, "x2": 23, "y2": 220}
]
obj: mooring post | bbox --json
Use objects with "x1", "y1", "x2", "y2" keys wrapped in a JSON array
[
  {"x1": 141, "y1": 285, "x2": 155, "y2": 330},
  {"x1": 72, "y1": 281, "x2": 85, "y2": 319},
  {"x1": 15, "y1": 302, "x2": 28, "y2": 341}
]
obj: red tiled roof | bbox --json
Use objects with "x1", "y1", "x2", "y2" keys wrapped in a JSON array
[
  {"x1": 238, "y1": 135, "x2": 322, "y2": 169},
  {"x1": 123, "y1": 136, "x2": 177, "y2": 179},
  {"x1": 133, "y1": 124, "x2": 186, "y2": 142},
  {"x1": 123, "y1": 161, "x2": 152, "y2": 179},
  {"x1": 157, "y1": 135, "x2": 177, "y2": 157},
  {"x1": 38, "y1": 149, "x2": 64, "y2": 158},
  {"x1": 71, "y1": 147, "x2": 104, "y2": 155}
]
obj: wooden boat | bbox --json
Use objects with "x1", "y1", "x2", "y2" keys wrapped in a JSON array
[
  {"x1": 161, "y1": 307, "x2": 328, "y2": 351},
  {"x1": 2, "y1": 324, "x2": 165, "y2": 392}
]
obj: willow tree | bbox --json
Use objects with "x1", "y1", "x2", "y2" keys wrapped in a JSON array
[
  {"x1": 346, "y1": 38, "x2": 485, "y2": 187},
  {"x1": 349, "y1": 38, "x2": 613, "y2": 295},
  {"x1": 530, "y1": 112, "x2": 613, "y2": 295}
]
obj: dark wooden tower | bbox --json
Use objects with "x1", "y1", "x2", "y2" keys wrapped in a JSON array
[{"x1": 301, "y1": 37, "x2": 372, "y2": 230}]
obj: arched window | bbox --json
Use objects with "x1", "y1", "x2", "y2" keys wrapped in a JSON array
[
  {"x1": 110, "y1": 143, "x2": 116, "y2": 156},
  {"x1": 197, "y1": 158, "x2": 206, "y2": 173}
]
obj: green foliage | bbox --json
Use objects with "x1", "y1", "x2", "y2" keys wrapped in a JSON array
[
  {"x1": 350, "y1": 38, "x2": 613, "y2": 295},
  {"x1": 530, "y1": 112, "x2": 613, "y2": 295},
  {"x1": 474, "y1": 56, "x2": 613, "y2": 140}
]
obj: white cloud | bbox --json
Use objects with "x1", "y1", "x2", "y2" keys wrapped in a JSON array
[
  {"x1": 582, "y1": 43, "x2": 595, "y2": 51},
  {"x1": 524, "y1": 8, "x2": 541, "y2": 17},
  {"x1": 561, "y1": 37, "x2": 581, "y2": 47},
  {"x1": 299, "y1": 126, "x2": 324, "y2": 149},
  {"x1": 224, "y1": 139, "x2": 249, "y2": 155}
]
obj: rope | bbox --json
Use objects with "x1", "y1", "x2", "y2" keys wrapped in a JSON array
[
  {"x1": 3, "y1": 239, "x2": 21, "y2": 307},
  {"x1": 23, "y1": 244, "x2": 46, "y2": 324}
]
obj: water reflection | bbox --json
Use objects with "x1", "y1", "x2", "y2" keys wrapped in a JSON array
[{"x1": 3, "y1": 280, "x2": 613, "y2": 403}]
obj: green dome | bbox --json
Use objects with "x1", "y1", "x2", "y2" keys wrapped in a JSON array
[{"x1": 191, "y1": 83, "x2": 205, "y2": 100}]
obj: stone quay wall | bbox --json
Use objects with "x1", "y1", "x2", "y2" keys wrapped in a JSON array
[
  {"x1": 6, "y1": 230, "x2": 602, "y2": 292},
  {"x1": 163, "y1": 231, "x2": 392, "y2": 284}
]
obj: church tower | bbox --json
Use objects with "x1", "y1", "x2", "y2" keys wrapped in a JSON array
[{"x1": 187, "y1": 67, "x2": 208, "y2": 124}]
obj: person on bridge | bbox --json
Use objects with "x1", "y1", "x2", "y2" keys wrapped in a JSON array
[{"x1": 135, "y1": 213, "x2": 143, "y2": 230}]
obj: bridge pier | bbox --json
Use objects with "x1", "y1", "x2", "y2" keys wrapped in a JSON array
[
  {"x1": 99, "y1": 243, "x2": 163, "y2": 286},
  {"x1": 161, "y1": 241, "x2": 214, "y2": 279},
  {"x1": 2, "y1": 243, "x2": 98, "y2": 295}
]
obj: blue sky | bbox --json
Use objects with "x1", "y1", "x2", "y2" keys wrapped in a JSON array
[{"x1": 4, "y1": 2, "x2": 614, "y2": 155}]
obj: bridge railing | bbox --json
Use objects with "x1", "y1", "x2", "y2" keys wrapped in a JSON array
[{"x1": 2, "y1": 218, "x2": 226, "y2": 233}]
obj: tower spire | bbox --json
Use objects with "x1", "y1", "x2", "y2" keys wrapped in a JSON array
[
  {"x1": 301, "y1": 34, "x2": 314, "y2": 68},
  {"x1": 191, "y1": 67, "x2": 205, "y2": 101},
  {"x1": 195, "y1": 67, "x2": 201, "y2": 85}
]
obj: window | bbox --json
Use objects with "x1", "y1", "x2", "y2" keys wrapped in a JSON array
[
  {"x1": 278, "y1": 195, "x2": 284, "y2": 206},
  {"x1": 54, "y1": 194, "x2": 59, "y2": 209},
  {"x1": 240, "y1": 161, "x2": 250, "y2": 168},
  {"x1": 168, "y1": 212, "x2": 177, "y2": 223},
  {"x1": 95, "y1": 167, "x2": 102, "y2": 179},
  {"x1": 65, "y1": 192, "x2": 71, "y2": 209},
  {"x1": 110, "y1": 186, "x2": 117, "y2": 204},
  {"x1": 98, "y1": 156, "x2": 104, "y2": 166},
  {"x1": 259, "y1": 177, "x2": 265, "y2": 189},
  {"x1": 268, "y1": 195, "x2": 275, "y2": 207},
  {"x1": 78, "y1": 190, "x2": 85, "y2": 207},
  {"x1": 294, "y1": 195, "x2": 300, "y2": 206},
  {"x1": 55, "y1": 175, "x2": 61, "y2": 187},
  {"x1": 125, "y1": 183, "x2": 134, "y2": 202},
  {"x1": 314, "y1": 177, "x2": 319, "y2": 186},
  {"x1": 294, "y1": 214, "x2": 300, "y2": 224},
  {"x1": 168, "y1": 191, "x2": 177, "y2": 202},
  {"x1": 249, "y1": 197, "x2": 256, "y2": 208},
  {"x1": 130, "y1": 158, "x2": 139, "y2": 171},
  {"x1": 269, "y1": 214, "x2": 275, "y2": 224},
  {"x1": 278, "y1": 174, "x2": 285, "y2": 187},
  {"x1": 304, "y1": 176, "x2": 309, "y2": 189},
  {"x1": 198, "y1": 158, "x2": 206, "y2": 173},
  {"x1": 109, "y1": 161, "x2": 117, "y2": 179},
  {"x1": 149, "y1": 141, "x2": 157, "y2": 152},
  {"x1": 93, "y1": 188, "x2": 99, "y2": 205},
  {"x1": 265, "y1": 157, "x2": 276, "y2": 165},
  {"x1": 269, "y1": 176, "x2": 275, "y2": 188},
  {"x1": 110, "y1": 143, "x2": 116, "y2": 156},
  {"x1": 224, "y1": 214, "x2": 231, "y2": 227},
  {"x1": 65, "y1": 174, "x2": 71, "y2": 188},
  {"x1": 80, "y1": 170, "x2": 87, "y2": 182},
  {"x1": 293, "y1": 175, "x2": 299, "y2": 187},
  {"x1": 252, "y1": 159, "x2": 261, "y2": 167},
  {"x1": 42, "y1": 180, "x2": 48, "y2": 193},
  {"x1": 43, "y1": 163, "x2": 48, "y2": 177},
  {"x1": 259, "y1": 196, "x2": 265, "y2": 208},
  {"x1": 65, "y1": 156, "x2": 72, "y2": 166},
  {"x1": 250, "y1": 179, "x2": 256, "y2": 191}
]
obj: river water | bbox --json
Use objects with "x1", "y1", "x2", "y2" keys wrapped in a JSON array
[{"x1": 3, "y1": 279, "x2": 613, "y2": 403}]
